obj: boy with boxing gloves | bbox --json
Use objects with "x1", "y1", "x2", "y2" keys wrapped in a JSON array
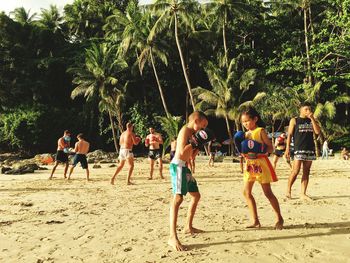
[{"x1": 168, "y1": 111, "x2": 214, "y2": 251}]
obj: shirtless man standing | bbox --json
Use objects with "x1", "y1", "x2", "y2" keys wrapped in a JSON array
[
  {"x1": 110, "y1": 122, "x2": 141, "y2": 185},
  {"x1": 145, "y1": 127, "x2": 164, "y2": 180},
  {"x1": 67, "y1": 133, "x2": 90, "y2": 181}
]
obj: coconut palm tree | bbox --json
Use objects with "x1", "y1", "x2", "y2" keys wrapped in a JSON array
[
  {"x1": 38, "y1": 5, "x2": 63, "y2": 33},
  {"x1": 105, "y1": 4, "x2": 171, "y2": 117},
  {"x1": 205, "y1": 0, "x2": 251, "y2": 67},
  {"x1": 151, "y1": 0, "x2": 200, "y2": 111},
  {"x1": 192, "y1": 57, "x2": 264, "y2": 154},
  {"x1": 69, "y1": 43, "x2": 128, "y2": 152},
  {"x1": 10, "y1": 7, "x2": 36, "y2": 25}
]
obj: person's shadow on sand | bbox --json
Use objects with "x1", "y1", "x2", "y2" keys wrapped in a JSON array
[{"x1": 187, "y1": 221, "x2": 350, "y2": 250}]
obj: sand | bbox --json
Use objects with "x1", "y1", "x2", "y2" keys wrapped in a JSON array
[{"x1": 0, "y1": 156, "x2": 349, "y2": 263}]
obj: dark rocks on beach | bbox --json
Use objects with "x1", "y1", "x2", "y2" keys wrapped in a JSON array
[
  {"x1": 1, "y1": 167, "x2": 12, "y2": 174},
  {"x1": 92, "y1": 164, "x2": 102, "y2": 169},
  {"x1": 86, "y1": 150, "x2": 118, "y2": 164}
]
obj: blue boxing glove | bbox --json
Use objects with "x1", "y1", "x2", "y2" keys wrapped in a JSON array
[
  {"x1": 241, "y1": 139, "x2": 267, "y2": 158},
  {"x1": 63, "y1": 148, "x2": 69, "y2": 154},
  {"x1": 234, "y1": 131, "x2": 245, "y2": 153},
  {"x1": 190, "y1": 128, "x2": 215, "y2": 149}
]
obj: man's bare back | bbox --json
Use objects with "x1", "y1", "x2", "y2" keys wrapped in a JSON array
[{"x1": 75, "y1": 140, "x2": 89, "y2": 154}]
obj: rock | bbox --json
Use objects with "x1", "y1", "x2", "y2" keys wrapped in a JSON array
[
  {"x1": 1, "y1": 167, "x2": 12, "y2": 174},
  {"x1": 92, "y1": 164, "x2": 102, "y2": 169},
  {"x1": 108, "y1": 164, "x2": 116, "y2": 168}
]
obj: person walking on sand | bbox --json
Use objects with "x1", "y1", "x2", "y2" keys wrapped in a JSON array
[
  {"x1": 145, "y1": 127, "x2": 164, "y2": 180},
  {"x1": 322, "y1": 140, "x2": 329, "y2": 160},
  {"x1": 49, "y1": 130, "x2": 71, "y2": 179},
  {"x1": 110, "y1": 122, "x2": 141, "y2": 185},
  {"x1": 237, "y1": 107, "x2": 284, "y2": 230},
  {"x1": 168, "y1": 111, "x2": 214, "y2": 251},
  {"x1": 285, "y1": 102, "x2": 320, "y2": 201},
  {"x1": 67, "y1": 133, "x2": 90, "y2": 181},
  {"x1": 272, "y1": 132, "x2": 292, "y2": 170}
]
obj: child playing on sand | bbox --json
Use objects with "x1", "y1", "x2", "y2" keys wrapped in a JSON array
[
  {"x1": 238, "y1": 107, "x2": 284, "y2": 230},
  {"x1": 67, "y1": 133, "x2": 90, "y2": 181},
  {"x1": 168, "y1": 111, "x2": 214, "y2": 251},
  {"x1": 285, "y1": 102, "x2": 320, "y2": 200}
]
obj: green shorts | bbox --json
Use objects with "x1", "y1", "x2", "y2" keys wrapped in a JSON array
[{"x1": 169, "y1": 159, "x2": 199, "y2": 195}]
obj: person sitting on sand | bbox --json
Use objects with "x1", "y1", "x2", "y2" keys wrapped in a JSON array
[
  {"x1": 340, "y1": 147, "x2": 349, "y2": 160},
  {"x1": 67, "y1": 133, "x2": 90, "y2": 181},
  {"x1": 168, "y1": 111, "x2": 214, "y2": 251},
  {"x1": 238, "y1": 107, "x2": 284, "y2": 230},
  {"x1": 110, "y1": 122, "x2": 141, "y2": 185},
  {"x1": 145, "y1": 127, "x2": 164, "y2": 180},
  {"x1": 49, "y1": 130, "x2": 71, "y2": 180},
  {"x1": 285, "y1": 102, "x2": 320, "y2": 201}
]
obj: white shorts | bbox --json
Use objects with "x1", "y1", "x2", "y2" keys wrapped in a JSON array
[{"x1": 119, "y1": 149, "x2": 134, "y2": 160}]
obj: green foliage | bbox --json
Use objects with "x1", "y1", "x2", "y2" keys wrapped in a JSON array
[
  {"x1": 127, "y1": 103, "x2": 154, "y2": 139},
  {"x1": 155, "y1": 115, "x2": 183, "y2": 155}
]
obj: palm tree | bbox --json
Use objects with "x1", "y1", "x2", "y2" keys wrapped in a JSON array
[
  {"x1": 105, "y1": 4, "x2": 171, "y2": 117},
  {"x1": 38, "y1": 5, "x2": 63, "y2": 33},
  {"x1": 192, "y1": 58, "x2": 264, "y2": 154},
  {"x1": 205, "y1": 0, "x2": 251, "y2": 67},
  {"x1": 151, "y1": 0, "x2": 200, "y2": 111},
  {"x1": 10, "y1": 7, "x2": 36, "y2": 25},
  {"x1": 69, "y1": 43, "x2": 128, "y2": 153}
]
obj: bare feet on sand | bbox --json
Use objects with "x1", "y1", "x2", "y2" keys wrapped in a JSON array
[
  {"x1": 110, "y1": 179, "x2": 115, "y2": 185},
  {"x1": 246, "y1": 221, "x2": 261, "y2": 229},
  {"x1": 147, "y1": 177, "x2": 153, "y2": 180},
  {"x1": 168, "y1": 237, "x2": 186, "y2": 251},
  {"x1": 300, "y1": 194, "x2": 313, "y2": 201},
  {"x1": 127, "y1": 181, "x2": 135, "y2": 185},
  {"x1": 275, "y1": 219, "x2": 284, "y2": 230},
  {"x1": 285, "y1": 192, "x2": 292, "y2": 199},
  {"x1": 184, "y1": 227, "x2": 204, "y2": 235}
]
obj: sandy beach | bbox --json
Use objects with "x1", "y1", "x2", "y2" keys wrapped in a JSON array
[{"x1": 0, "y1": 156, "x2": 349, "y2": 263}]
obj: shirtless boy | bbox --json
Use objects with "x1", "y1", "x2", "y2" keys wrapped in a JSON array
[
  {"x1": 145, "y1": 127, "x2": 164, "y2": 179},
  {"x1": 110, "y1": 122, "x2": 141, "y2": 185},
  {"x1": 49, "y1": 130, "x2": 71, "y2": 179},
  {"x1": 67, "y1": 133, "x2": 90, "y2": 181},
  {"x1": 168, "y1": 111, "x2": 214, "y2": 251}
]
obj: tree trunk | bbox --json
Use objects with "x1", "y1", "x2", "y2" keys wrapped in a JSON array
[
  {"x1": 108, "y1": 110, "x2": 119, "y2": 153},
  {"x1": 222, "y1": 10, "x2": 228, "y2": 68},
  {"x1": 303, "y1": 4, "x2": 313, "y2": 85},
  {"x1": 150, "y1": 48, "x2": 170, "y2": 117},
  {"x1": 174, "y1": 12, "x2": 196, "y2": 112},
  {"x1": 225, "y1": 115, "x2": 234, "y2": 156}
]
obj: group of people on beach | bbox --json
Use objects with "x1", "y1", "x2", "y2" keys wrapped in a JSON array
[{"x1": 49, "y1": 102, "x2": 326, "y2": 251}]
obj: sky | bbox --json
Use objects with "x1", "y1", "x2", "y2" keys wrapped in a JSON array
[{"x1": 0, "y1": 0, "x2": 153, "y2": 16}]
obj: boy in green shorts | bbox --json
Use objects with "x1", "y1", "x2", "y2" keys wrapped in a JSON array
[{"x1": 168, "y1": 111, "x2": 214, "y2": 251}]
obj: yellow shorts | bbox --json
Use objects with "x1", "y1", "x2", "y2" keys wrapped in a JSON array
[{"x1": 243, "y1": 155, "x2": 277, "y2": 184}]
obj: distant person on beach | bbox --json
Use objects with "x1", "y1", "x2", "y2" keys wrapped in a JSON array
[
  {"x1": 208, "y1": 140, "x2": 221, "y2": 167},
  {"x1": 340, "y1": 147, "x2": 349, "y2": 160},
  {"x1": 237, "y1": 107, "x2": 284, "y2": 230},
  {"x1": 272, "y1": 132, "x2": 292, "y2": 170},
  {"x1": 322, "y1": 140, "x2": 329, "y2": 159},
  {"x1": 67, "y1": 133, "x2": 90, "y2": 181},
  {"x1": 285, "y1": 102, "x2": 320, "y2": 200},
  {"x1": 168, "y1": 111, "x2": 214, "y2": 251},
  {"x1": 49, "y1": 130, "x2": 71, "y2": 179},
  {"x1": 145, "y1": 127, "x2": 164, "y2": 180},
  {"x1": 170, "y1": 137, "x2": 177, "y2": 160},
  {"x1": 110, "y1": 122, "x2": 141, "y2": 185}
]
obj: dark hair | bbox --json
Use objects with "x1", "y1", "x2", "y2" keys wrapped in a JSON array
[
  {"x1": 64, "y1": 130, "x2": 70, "y2": 135},
  {"x1": 77, "y1": 133, "x2": 84, "y2": 139},
  {"x1": 240, "y1": 106, "x2": 266, "y2": 128},
  {"x1": 300, "y1": 101, "x2": 312, "y2": 108}
]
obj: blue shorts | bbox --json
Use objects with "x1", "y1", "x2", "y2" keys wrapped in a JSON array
[
  {"x1": 72, "y1": 154, "x2": 88, "y2": 169},
  {"x1": 169, "y1": 159, "x2": 198, "y2": 195}
]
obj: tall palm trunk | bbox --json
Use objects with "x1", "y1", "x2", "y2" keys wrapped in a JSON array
[
  {"x1": 174, "y1": 12, "x2": 196, "y2": 111},
  {"x1": 222, "y1": 9, "x2": 228, "y2": 68},
  {"x1": 225, "y1": 115, "x2": 233, "y2": 156},
  {"x1": 303, "y1": 3, "x2": 312, "y2": 85},
  {"x1": 108, "y1": 110, "x2": 119, "y2": 153},
  {"x1": 150, "y1": 48, "x2": 170, "y2": 117}
]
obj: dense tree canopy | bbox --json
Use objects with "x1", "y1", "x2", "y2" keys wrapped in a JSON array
[{"x1": 0, "y1": 0, "x2": 349, "y2": 154}]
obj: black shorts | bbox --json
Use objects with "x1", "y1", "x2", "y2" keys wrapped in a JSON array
[
  {"x1": 149, "y1": 149, "x2": 161, "y2": 160},
  {"x1": 72, "y1": 154, "x2": 88, "y2": 169},
  {"x1": 273, "y1": 149, "x2": 285, "y2": 157},
  {"x1": 56, "y1": 150, "x2": 68, "y2": 163}
]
